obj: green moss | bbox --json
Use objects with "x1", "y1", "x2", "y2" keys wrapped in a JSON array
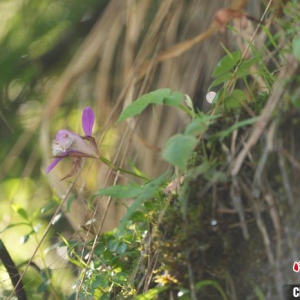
[{"x1": 152, "y1": 105, "x2": 300, "y2": 299}]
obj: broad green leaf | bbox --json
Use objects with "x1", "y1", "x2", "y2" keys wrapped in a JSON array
[
  {"x1": 116, "y1": 89, "x2": 171, "y2": 123},
  {"x1": 92, "y1": 275, "x2": 109, "y2": 289},
  {"x1": 163, "y1": 91, "x2": 183, "y2": 107},
  {"x1": 224, "y1": 89, "x2": 247, "y2": 110},
  {"x1": 108, "y1": 239, "x2": 120, "y2": 252},
  {"x1": 235, "y1": 56, "x2": 260, "y2": 78},
  {"x1": 144, "y1": 200, "x2": 156, "y2": 211},
  {"x1": 11, "y1": 203, "x2": 29, "y2": 220},
  {"x1": 292, "y1": 37, "x2": 300, "y2": 63},
  {"x1": 135, "y1": 286, "x2": 168, "y2": 300},
  {"x1": 184, "y1": 118, "x2": 207, "y2": 135},
  {"x1": 116, "y1": 242, "x2": 127, "y2": 254},
  {"x1": 112, "y1": 272, "x2": 127, "y2": 284},
  {"x1": 130, "y1": 211, "x2": 146, "y2": 222},
  {"x1": 209, "y1": 72, "x2": 233, "y2": 89},
  {"x1": 95, "y1": 183, "x2": 142, "y2": 199},
  {"x1": 213, "y1": 51, "x2": 241, "y2": 77},
  {"x1": 117, "y1": 173, "x2": 167, "y2": 235},
  {"x1": 184, "y1": 114, "x2": 220, "y2": 136},
  {"x1": 116, "y1": 89, "x2": 184, "y2": 123},
  {"x1": 162, "y1": 134, "x2": 197, "y2": 170},
  {"x1": 100, "y1": 293, "x2": 110, "y2": 300}
]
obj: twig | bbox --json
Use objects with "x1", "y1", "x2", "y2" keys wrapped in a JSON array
[
  {"x1": 231, "y1": 55, "x2": 299, "y2": 176},
  {"x1": 186, "y1": 251, "x2": 197, "y2": 300},
  {"x1": 0, "y1": 239, "x2": 27, "y2": 300},
  {"x1": 230, "y1": 177, "x2": 249, "y2": 240}
]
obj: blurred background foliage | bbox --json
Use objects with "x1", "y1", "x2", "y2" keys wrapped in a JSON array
[{"x1": 0, "y1": 0, "x2": 266, "y2": 298}]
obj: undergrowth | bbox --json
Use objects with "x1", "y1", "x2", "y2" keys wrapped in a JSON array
[{"x1": 1, "y1": 1, "x2": 300, "y2": 300}]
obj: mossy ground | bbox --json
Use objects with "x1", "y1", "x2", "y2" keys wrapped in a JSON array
[{"x1": 150, "y1": 104, "x2": 300, "y2": 300}]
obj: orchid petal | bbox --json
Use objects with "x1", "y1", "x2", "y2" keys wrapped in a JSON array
[
  {"x1": 69, "y1": 133, "x2": 99, "y2": 158},
  {"x1": 82, "y1": 107, "x2": 95, "y2": 136},
  {"x1": 46, "y1": 157, "x2": 64, "y2": 173}
]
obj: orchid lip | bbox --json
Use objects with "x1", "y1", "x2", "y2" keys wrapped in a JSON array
[{"x1": 51, "y1": 129, "x2": 99, "y2": 158}]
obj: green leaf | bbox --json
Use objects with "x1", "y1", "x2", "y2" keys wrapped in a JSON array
[
  {"x1": 41, "y1": 268, "x2": 53, "y2": 281},
  {"x1": 112, "y1": 272, "x2": 128, "y2": 284},
  {"x1": 66, "y1": 194, "x2": 76, "y2": 213},
  {"x1": 253, "y1": 285, "x2": 265, "y2": 300},
  {"x1": 163, "y1": 91, "x2": 183, "y2": 107},
  {"x1": 183, "y1": 94, "x2": 194, "y2": 112},
  {"x1": 0, "y1": 222, "x2": 31, "y2": 234},
  {"x1": 235, "y1": 56, "x2": 260, "y2": 78},
  {"x1": 100, "y1": 293, "x2": 110, "y2": 300},
  {"x1": 215, "y1": 116, "x2": 259, "y2": 139},
  {"x1": 92, "y1": 275, "x2": 109, "y2": 289},
  {"x1": 195, "y1": 280, "x2": 228, "y2": 300},
  {"x1": 263, "y1": 25, "x2": 278, "y2": 48},
  {"x1": 224, "y1": 89, "x2": 247, "y2": 110},
  {"x1": 191, "y1": 162, "x2": 214, "y2": 178},
  {"x1": 95, "y1": 183, "x2": 142, "y2": 199},
  {"x1": 59, "y1": 234, "x2": 87, "y2": 267},
  {"x1": 117, "y1": 173, "x2": 167, "y2": 235},
  {"x1": 116, "y1": 242, "x2": 127, "y2": 254},
  {"x1": 11, "y1": 203, "x2": 29, "y2": 220},
  {"x1": 135, "y1": 287, "x2": 168, "y2": 299},
  {"x1": 162, "y1": 134, "x2": 197, "y2": 170},
  {"x1": 130, "y1": 211, "x2": 146, "y2": 222},
  {"x1": 291, "y1": 92, "x2": 300, "y2": 108},
  {"x1": 213, "y1": 51, "x2": 241, "y2": 77},
  {"x1": 209, "y1": 72, "x2": 233, "y2": 89},
  {"x1": 108, "y1": 239, "x2": 120, "y2": 252},
  {"x1": 144, "y1": 201, "x2": 156, "y2": 211},
  {"x1": 292, "y1": 37, "x2": 300, "y2": 62},
  {"x1": 116, "y1": 89, "x2": 171, "y2": 123},
  {"x1": 40, "y1": 201, "x2": 58, "y2": 214},
  {"x1": 20, "y1": 234, "x2": 30, "y2": 244},
  {"x1": 204, "y1": 170, "x2": 227, "y2": 183},
  {"x1": 184, "y1": 114, "x2": 220, "y2": 136}
]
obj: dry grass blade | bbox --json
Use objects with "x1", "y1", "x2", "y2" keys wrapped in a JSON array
[
  {"x1": 43, "y1": 0, "x2": 124, "y2": 120},
  {"x1": 138, "y1": 0, "x2": 249, "y2": 79},
  {"x1": 231, "y1": 55, "x2": 299, "y2": 176}
]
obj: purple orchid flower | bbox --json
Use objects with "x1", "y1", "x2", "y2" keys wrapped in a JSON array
[{"x1": 46, "y1": 107, "x2": 99, "y2": 180}]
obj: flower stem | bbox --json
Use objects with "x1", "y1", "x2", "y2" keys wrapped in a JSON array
[{"x1": 99, "y1": 156, "x2": 149, "y2": 181}]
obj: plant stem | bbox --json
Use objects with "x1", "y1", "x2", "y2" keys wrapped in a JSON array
[{"x1": 99, "y1": 156, "x2": 149, "y2": 181}]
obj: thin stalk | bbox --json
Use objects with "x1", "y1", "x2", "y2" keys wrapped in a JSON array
[{"x1": 99, "y1": 155, "x2": 150, "y2": 181}]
